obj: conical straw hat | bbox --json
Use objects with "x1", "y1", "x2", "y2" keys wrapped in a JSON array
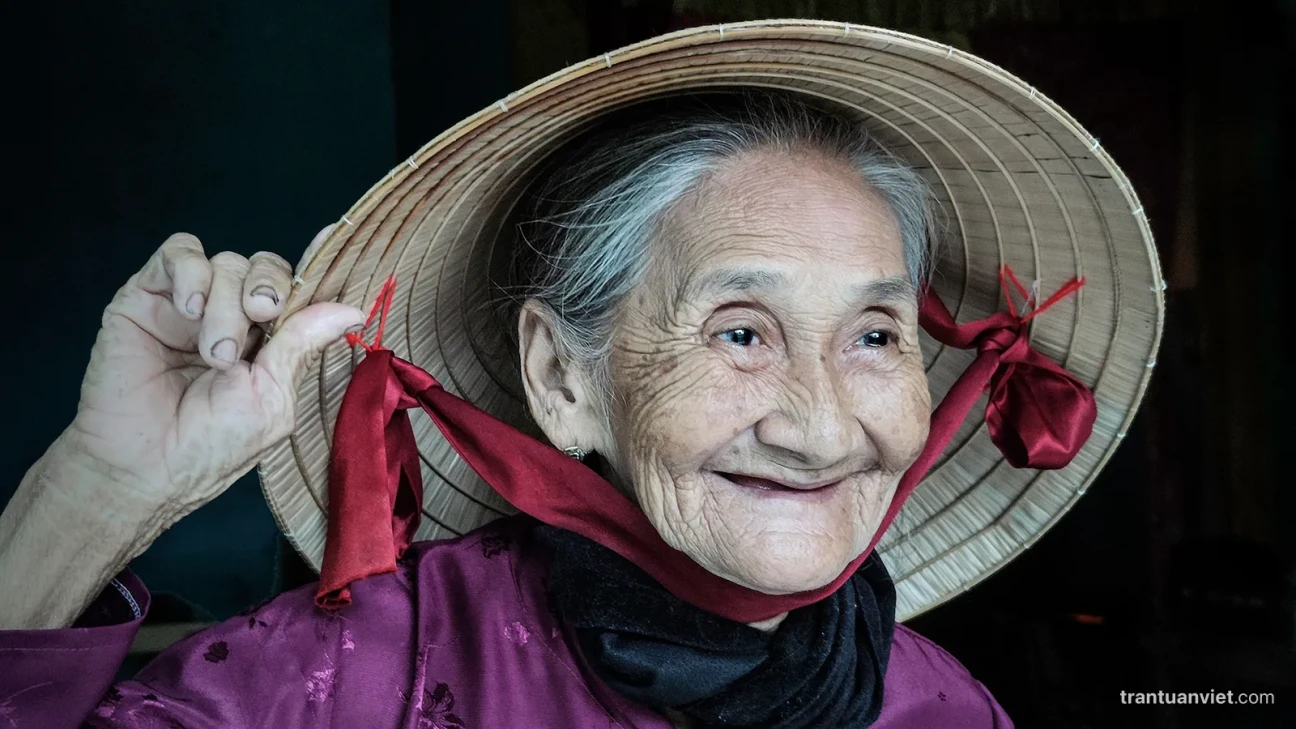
[{"x1": 259, "y1": 19, "x2": 1164, "y2": 621}]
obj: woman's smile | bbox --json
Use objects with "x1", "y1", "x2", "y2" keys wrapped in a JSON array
[
  {"x1": 711, "y1": 470, "x2": 850, "y2": 509},
  {"x1": 715, "y1": 470, "x2": 844, "y2": 492}
]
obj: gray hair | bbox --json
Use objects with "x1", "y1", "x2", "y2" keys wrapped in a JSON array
[{"x1": 505, "y1": 91, "x2": 938, "y2": 410}]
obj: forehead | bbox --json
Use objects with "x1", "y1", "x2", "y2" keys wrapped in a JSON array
[{"x1": 656, "y1": 148, "x2": 907, "y2": 283}]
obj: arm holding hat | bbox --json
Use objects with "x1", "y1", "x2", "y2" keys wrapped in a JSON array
[
  {"x1": 0, "y1": 230, "x2": 365, "y2": 631},
  {"x1": 0, "y1": 232, "x2": 374, "y2": 726}
]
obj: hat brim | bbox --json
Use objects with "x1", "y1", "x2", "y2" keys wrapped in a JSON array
[{"x1": 259, "y1": 19, "x2": 1163, "y2": 621}]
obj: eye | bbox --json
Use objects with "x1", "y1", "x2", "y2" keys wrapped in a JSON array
[
  {"x1": 717, "y1": 328, "x2": 759, "y2": 347},
  {"x1": 857, "y1": 330, "x2": 892, "y2": 348}
]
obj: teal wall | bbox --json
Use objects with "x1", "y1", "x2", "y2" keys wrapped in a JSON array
[{"x1": 5, "y1": 1, "x2": 398, "y2": 619}]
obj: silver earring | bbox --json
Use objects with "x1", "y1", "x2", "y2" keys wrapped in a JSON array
[{"x1": 562, "y1": 446, "x2": 588, "y2": 461}]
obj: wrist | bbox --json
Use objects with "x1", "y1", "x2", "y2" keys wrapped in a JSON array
[
  {"x1": 36, "y1": 434, "x2": 176, "y2": 549},
  {"x1": 0, "y1": 439, "x2": 165, "y2": 629}
]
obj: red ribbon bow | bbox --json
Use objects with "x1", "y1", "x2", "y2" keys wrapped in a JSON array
[
  {"x1": 316, "y1": 267, "x2": 1096, "y2": 621},
  {"x1": 919, "y1": 266, "x2": 1094, "y2": 471}
]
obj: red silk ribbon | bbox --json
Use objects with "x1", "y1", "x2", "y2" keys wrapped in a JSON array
[{"x1": 316, "y1": 268, "x2": 1096, "y2": 621}]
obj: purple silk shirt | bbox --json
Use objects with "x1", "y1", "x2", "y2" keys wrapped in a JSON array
[{"x1": 0, "y1": 517, "x2": 1013, "y2": 728}]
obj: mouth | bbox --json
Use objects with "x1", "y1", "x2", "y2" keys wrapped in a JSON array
[{"x1": 715, "y1": 471, "x2": 843, "y2": 493}]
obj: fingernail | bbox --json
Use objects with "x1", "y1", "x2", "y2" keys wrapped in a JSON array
[
  {"x1": 345, "y1": 323, "x2": 366, "y2": 335},
  {"x1": 251, "y1": 286, "x2": 280, "y2": 305},
  {"x1": 211, "y1": 338, "x2": 236, "y2": 363},
  {"x1": 186, "y1": 293, "x2": 205, "y2": 316}
]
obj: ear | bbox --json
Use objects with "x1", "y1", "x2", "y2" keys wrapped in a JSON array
[{"x1": 517, "y1": 299, "x2": 604, "y2": 452}]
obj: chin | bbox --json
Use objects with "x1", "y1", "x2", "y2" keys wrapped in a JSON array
[{"x1": 722, "y1": 531, "x2": 859, "y2": 595}]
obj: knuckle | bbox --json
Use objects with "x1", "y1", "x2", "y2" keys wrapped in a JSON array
[
  {"x1": 135, "y1": 251, "x2": 169, "y2": 288},
  {"x1": 249, "y1": 251, "x2": 292, "y2": 274},
  {"x1": 211, "y1": 251, "x2": 251, "y2": 276},
  {"x1": 163, "y1": 232, "x2": 203, "y2": 253},
  {"x1": 261, "y1": 391, "x2": 293, "y2": 430}
]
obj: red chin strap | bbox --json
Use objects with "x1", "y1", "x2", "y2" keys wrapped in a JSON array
[{"x1": 316, "y1": 269, "x2": 1096, "y2": 622}]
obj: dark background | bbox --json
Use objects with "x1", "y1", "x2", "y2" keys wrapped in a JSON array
[{"x1": 4, "y1": 1, "x2": 1291, "y2": 727}]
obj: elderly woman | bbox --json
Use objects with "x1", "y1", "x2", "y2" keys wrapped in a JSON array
[{"x1": 0, "y1": 21, "x2": 1161, "y2": 729}]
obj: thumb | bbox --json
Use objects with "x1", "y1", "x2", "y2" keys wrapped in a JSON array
[{"x1": 256, "y1": 302, "x2": 366, "y2": 389}]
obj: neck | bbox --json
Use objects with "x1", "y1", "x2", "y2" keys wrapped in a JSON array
[{"x1": 747, "y1": 612, "x2": 787, "y2": 632}]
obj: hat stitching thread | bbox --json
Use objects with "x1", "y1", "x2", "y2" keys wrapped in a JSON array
[
  {"x1": 999, "y1": 265, "x2": 1085, "y2": 324},
  {"x1": 346, "y1": 276, "x2": 398, "y2": 352}
]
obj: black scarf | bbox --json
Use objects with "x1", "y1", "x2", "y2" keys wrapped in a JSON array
[{"x1": 537, "y1": 525, "x2": 897, "y2": 728}]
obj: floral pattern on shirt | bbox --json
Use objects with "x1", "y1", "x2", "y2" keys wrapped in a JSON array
[
  {"x1": 503, "y1": 621, "x2": 530, "y2": 646},
  {"x1": 305, "y1": 654, "x2": 336, "y2": 704},
  {"x1": 202, "y1": 641, "x2": 229, "y2": 663},
  {"x1": 418, "y1": 683, "x2": 466, "y2": 729},
  {"x1": 480, "y1": 532, "x2": 512, "y2": 558}
]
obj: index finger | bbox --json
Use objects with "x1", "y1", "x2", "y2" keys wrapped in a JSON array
[{"x1": 137, "y1": 233, "x2": 214, "y2": 320}]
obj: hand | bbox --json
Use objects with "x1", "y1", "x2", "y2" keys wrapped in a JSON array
[{"x1": 59, "y1": 229, "x2": 365, "y2": 525}]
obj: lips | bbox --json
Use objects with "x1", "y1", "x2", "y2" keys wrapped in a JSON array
[{"x1": 716, "y1": 472, "x2": 840, "y2": 492}]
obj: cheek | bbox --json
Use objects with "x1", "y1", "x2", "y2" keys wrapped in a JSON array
[
  {"x1": 698, "y1": 366, "x2": 784, "y2": 445},
  {"x1": 613, "y1": 335, "x2": 711, "y2": 464},
  {"x1": 854, "y1": 364, "x2": 931, "y2": 470},
  {"x1": 613, "y1": 348, "x2": 765, "y2": 474}
]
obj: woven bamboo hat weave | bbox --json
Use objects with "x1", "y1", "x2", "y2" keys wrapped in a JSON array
[{"x1": 259, "y1": 19, "x2": 1163, "y2": 621}]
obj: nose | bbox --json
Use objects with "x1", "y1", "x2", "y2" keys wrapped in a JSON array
[{"x1": 753, "y1": 357, "x2": 862, "y2": 469}]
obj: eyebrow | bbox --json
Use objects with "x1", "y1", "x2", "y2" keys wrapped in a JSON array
[{"x1": 680, "y1": 267, "x2": 917, "y2": 308}]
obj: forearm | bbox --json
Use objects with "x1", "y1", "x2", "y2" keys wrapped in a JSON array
[{"x1": 0, "y1": 436, "x2": 167, "y2": 629}]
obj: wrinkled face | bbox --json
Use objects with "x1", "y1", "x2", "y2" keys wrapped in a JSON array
[{"x1": 598, "y1": 149, "x2": 931, "y2": 594}]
